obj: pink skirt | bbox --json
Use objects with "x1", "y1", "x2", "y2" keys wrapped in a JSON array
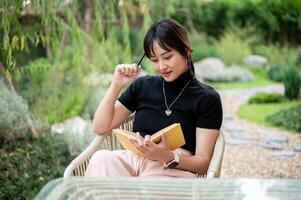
[{"x1": 85, "y1": 148, "x2": 198, "y2": 178}]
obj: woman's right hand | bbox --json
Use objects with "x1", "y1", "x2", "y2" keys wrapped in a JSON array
[{"x1": 112, "y1": 64, "x2": 141, "y2": 87}]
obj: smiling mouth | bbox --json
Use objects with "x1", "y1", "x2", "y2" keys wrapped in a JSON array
[{"x1": 162, "y1": 71, "x2": 172, "y2": 76}]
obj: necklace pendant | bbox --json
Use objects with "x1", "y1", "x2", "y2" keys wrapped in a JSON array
[{"x1": 165, "y1": 109, "x2": 172, "y2": 116}]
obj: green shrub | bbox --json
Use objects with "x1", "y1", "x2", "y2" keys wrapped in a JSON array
[
  {"x1": 15, "y1": 58, "x2": 52, "y2": 84},
  {"x1": 0, "y1": 134, "x2": 71, "y2": 200},
  {"x1": 34, "y1": 89, "x2": 86, "y2": 124},
  {"x1": 294, "y1": 47, "x2": 301, "y2": 66},
  {"x1": 266, "y1": 103, "x2": 301, "y2": 132},
  {"x1": 283, "y1": 67, "x2": 301, "y2": 100},
  {"x1": 255, "y1": 45, "x2": 295, "y2": 66},
  {"x1": 266, "y1": 64, "x2": 284, "y2": 82},
  {"x1": 248, "y1": 92, "x2": 285, "y2": 104},
  {"x1": 192, "y1": 46, "x2": 217, "y2": 62},
  {"x1": 214, "y1": 25, "x2": 259, "y2": 65},
  {"x1": 0, "y1": 82, "x2": 30, "y2": 143}
]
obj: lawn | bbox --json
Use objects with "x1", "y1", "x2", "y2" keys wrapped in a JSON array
[{"x1": 237, "y1": 99, "x2": 301, "y2": 128}]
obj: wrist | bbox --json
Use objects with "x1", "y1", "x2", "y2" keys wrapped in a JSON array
[
  {"x1": 160, "y1": 150, "x2": 174, "y2": 163},
  {"x1": 110, "y1": 81, "x2": 124, "y2": 91}
]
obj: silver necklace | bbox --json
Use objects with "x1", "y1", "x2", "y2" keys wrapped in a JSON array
[{"x1": 163, "y1": 79, "x2": 192, "y2": 116}]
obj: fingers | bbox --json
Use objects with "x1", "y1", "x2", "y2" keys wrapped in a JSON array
[
  {"x1": 144, "y1": 135, "x2": 155, "y2": 147},
  {"x1": 117, "y1": 64, "x2": 141, "y2": 77},
  {"x1": 159, "y1": 134, "x2": 169, "y2": 147},
  {"x1": 129, "y1": 136, "x2": 148, "y2": 152}
]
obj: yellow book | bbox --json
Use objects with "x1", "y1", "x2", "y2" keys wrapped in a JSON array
[{"x1": 113, "y1": 123, "x2": 186, "y2": 157}]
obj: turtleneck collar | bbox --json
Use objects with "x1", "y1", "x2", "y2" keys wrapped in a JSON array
[{"x1": 163, "y1": 67, "x2": 194, "y2": 87}]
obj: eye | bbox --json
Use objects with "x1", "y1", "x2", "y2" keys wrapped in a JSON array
[
  {"x1": 163, "y1": 56, "x2": 172, "y2": 60},
  {"x1": 151, "y1": 59, "x2": 158, "y2": 63}
]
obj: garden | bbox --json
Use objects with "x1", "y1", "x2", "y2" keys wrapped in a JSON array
[{"x1": 0, "y1": 0, "x2": 301, "y2": 199}]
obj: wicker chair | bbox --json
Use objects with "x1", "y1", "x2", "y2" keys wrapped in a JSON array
[{"x1": 64, "y1": 115, "x2": 225, "y2": 178}]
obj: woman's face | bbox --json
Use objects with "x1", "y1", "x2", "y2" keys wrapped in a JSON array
[{"x1": 149, "y1": 41, "x2": 188, "y2": 82}]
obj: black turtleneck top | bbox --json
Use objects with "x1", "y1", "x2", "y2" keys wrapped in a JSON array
[{"x1": 118, "y1": 69, "x2": 223, "y2": 154}]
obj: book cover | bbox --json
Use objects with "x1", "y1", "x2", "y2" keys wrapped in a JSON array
[{"x1": 113, "y1": 123, "x2": 186, "y2": 157}]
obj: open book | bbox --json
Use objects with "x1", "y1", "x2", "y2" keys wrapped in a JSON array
[{"x1": 113, "y1": 123, "x2": 186, "y2": 157}]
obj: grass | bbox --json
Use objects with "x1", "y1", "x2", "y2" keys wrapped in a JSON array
[
  {"x1": 0, "y1": 134, "x2": 71, "y2": 200},
  {"x1": 237, "y1": 99, "x2": 301, "y2": 128},
  {"x1": 209, "y1": 67, "x2": 277, "y2": 90}
]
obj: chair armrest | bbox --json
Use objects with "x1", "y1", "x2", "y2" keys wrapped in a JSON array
[
  {"x1": 63, "y1": 114, "x2": 134, "y2": 178},
  {"x1": 63, "y1": 135, "x2": 105, "y2": 178},
  {"x1": 206, "y1": 132, "x2": 225, "y2": 178}
]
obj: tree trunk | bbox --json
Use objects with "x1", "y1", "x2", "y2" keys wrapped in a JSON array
[{"x1": 84, "y1": 0, "x2": 92, "y2": 33}]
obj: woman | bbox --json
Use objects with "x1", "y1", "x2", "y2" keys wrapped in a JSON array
[{"x1": 85, "y1": 18, "x2": 223, "y2": 178}]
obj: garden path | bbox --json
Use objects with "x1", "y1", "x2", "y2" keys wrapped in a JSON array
[{"x1": 219, "y1": 84, "x2": 301, "y2": 178}]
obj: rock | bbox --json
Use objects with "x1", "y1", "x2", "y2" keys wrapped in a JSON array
[
  {"x1": 222, "y1": 122, "x2": 244, "y2": 132},
  {"x1": 293, "y1": 144, "x2": 301, "y2": 152},
  {"x1": 258, "y1": 142, "x2": 284, "y2": 150},
  {"x1": 223, "y1": 114, "x2": 235, "y2": 121},
  {"x1": 194, "y1": 57, "x2": 225, "y2": 81},
  {"x1": 226, "y1": 138, "x2": 251, "y2": 146},
  {"x1": 243, "y1": 55, "x2": 268, "y2": 68},
  {"x1": 230, "y1": 131, "x2": 257, "y2": 141},
  {"x1": 271, "y1": 151, "x2": 295, "y2": 157},
  {"x1": 51, "y1": 116, "x2": 88, "y2": 135},
  {"x1": 258, "y1": 130, "x2": 288, "y2": 143}
]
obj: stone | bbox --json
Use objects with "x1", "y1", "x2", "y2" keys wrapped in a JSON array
[
  {"x1": 51, "y1": 116, "x2": 88, "y2": 135},
  {"x1": 257, "y1": 142, "x2": 284, "y2": 150},
  {"x1": 243, "y1": 55, "x2": 268, "y2": 68},
  {"x1": 194, "y1": 57, "x2": 225, "y2": 81},
  {"x1": 226, "y1": 138, "x2": 251, "y2": 146},
  {"x1": 293, "y1": 144, "x2": 301, "y2": 152},
  {"x1": 223, "y1": 114, "x2": 235, "y2": 121},
  {"x1": 230, "y1": 131, "x2": 257, "y2": 141},
  {"x1": 271, "y1": 151, "x2": 295, "y2": 157},
  {"x1": 222, "y1": 122, "x2": 244, "y2": 132},
  {"x1": 258, "y1": 130, "x2": 288, "y2": 143}
]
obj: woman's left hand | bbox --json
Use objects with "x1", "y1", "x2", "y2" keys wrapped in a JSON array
[{"x1": 129, "y1": 133, "x2": 173, "y2": 162}]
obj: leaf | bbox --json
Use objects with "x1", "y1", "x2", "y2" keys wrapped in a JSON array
[
  {"x1": 11, "y1": 35, "x2": 19, "y2": 50},
  {"x1": 20, "y1": 35, "x2": 26, "y2": 50}
]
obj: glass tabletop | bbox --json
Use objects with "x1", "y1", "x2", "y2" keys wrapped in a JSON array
[{"x1": 34, "y1": 177, "x2": 301, "y2": 200}]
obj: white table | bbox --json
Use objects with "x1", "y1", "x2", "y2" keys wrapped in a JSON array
[{"x1": 34, "y1": 177, "x2": 301, "y2": 200}]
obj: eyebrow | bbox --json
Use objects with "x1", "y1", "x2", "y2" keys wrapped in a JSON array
[{"x1": 150, "y1": 50, "x2": 172, "y2": 58}]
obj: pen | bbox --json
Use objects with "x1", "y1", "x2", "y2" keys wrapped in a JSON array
[{"x1": 137, "y1": 53, "x2": 145, "y2": 66}]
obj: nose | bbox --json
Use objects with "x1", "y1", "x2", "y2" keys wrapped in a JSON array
[{"x1": 158, "y1": 59, "x2": 167, "y2": 71}]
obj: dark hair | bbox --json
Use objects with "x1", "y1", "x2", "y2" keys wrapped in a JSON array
[{"x1": 143, "y1": 18, "x2": 195, "y2": 75}]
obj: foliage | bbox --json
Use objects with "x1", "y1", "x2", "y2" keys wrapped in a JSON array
[
  {"x1": 294, "y1": 47, "x2": 301, "y2": 66},
  {"x1": 189, "y1": 32, "x2": 217, "y2": 62},
  {"x1": 283, "y1": 66, "x2": 301, "y2": 100},
  {"x1": 192, "y1": 46, "x2": 217, "y2": 62},
  {"x1": 83, "y1": 87, "x2": 108, "y2": 120},
  {"x1": 255, "y1": 44, "x2": 295, "y2": 66},
  {"x1": 266, "y1": 64, "x2": 284, "y2": 82},
  {"x1": 237, "y1": 100, "x2": 300, "y2": 129},
  {"x1": 0, "y1": 82, "x2": 30, "y2": 143},
  {"x1": 0, "y1": 134, "x2": 71, "y2": 200},
  {"x1": 214, "y1": 25, "x2": 260, "y2": 65},
  {"x1": 185, "y1": 0, "x2": 301, "y2": 45},
  {"x1": 248, "y1": 92, "x2": 285, "y2": 104},
  {"x1": 266, "y1": 103, "x2": 301, "y2": 132}
]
